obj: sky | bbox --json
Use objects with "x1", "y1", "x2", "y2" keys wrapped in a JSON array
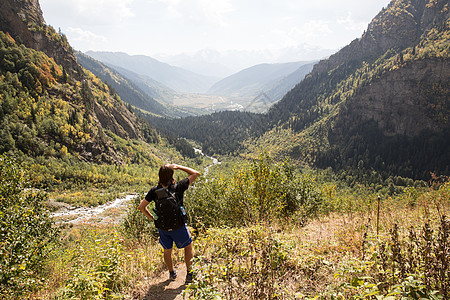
[{"x1": 39, "y1": 0, "x2": 392, "y2": 62}]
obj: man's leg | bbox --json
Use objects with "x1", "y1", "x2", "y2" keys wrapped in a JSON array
[
  {"x1": 184, "y1": 243, "x2": 193, "y2": 271},
  {"x1": 164, "y1": 248, "x2": 174, "y2": 271}
]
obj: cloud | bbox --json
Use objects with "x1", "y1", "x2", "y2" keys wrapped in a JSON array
[
  {"x1": 66, "y1": 27, "x2": 107, "y2": 50},
  {"x1": 81, "y1": 0, "x2": 134, "y2": 19},
  {"x1": 159, "y1": 0, "x2": 235, "y2": 27},
  {"x1": 40, "y1": 0, "x2": 134, "y2": 26},
  {"x1": 337, "y1": 12, "x2": 368, "y2": 31},
  {"x1": 272, "y1": 20, "x2": 333, "y2": 48},
  {"x1": 298, "y1": 20, "x2": 333, "y2": 37}
]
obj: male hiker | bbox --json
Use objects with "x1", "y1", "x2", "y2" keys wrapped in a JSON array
[{"x1": 138, "y1": 163, "x2": 199, "y2": 283}]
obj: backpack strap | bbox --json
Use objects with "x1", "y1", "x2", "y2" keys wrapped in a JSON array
[
  {"x1": 155, "y1": 187, "x2": 169, "y2": 199},
  {"x1": 155, "y1": 184, "x2": 179, "y2": 202}
]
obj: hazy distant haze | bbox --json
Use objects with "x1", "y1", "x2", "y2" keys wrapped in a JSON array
[{"x1": 39, "y1": 0, "x2": 391, "y2": 76}]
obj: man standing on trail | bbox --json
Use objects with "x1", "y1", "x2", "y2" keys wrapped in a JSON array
[{"x1": 139, "y1": 163, "x2": 199, "y2": 283}]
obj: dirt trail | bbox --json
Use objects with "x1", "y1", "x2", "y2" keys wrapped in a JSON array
[{"x1": 141, "y1": 264, "x2": 188, "y2": 300}]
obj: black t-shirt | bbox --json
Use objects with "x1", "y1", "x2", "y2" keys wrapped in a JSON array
[{"x1": 145, "y1": 178, "x2": 190, "y2": 206}]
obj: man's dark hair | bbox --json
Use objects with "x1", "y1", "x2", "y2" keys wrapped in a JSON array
[{"x1": 158, "y1": 164, "x2": 175, "y2": 186}]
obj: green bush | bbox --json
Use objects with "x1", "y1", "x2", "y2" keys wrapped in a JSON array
[
  {"x1": 185, "y1": 153, "x2": 325, "y2": 228},
  {"x1": 0, "y1": 155, "x2": 59, "y2": 298}
]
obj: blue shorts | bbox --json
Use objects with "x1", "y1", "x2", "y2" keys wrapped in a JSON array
[{"x1": 158, "y1": 225, "x2": 192, "y2": 249}]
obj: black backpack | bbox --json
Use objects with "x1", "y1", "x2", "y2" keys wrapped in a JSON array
[{"x1": 153, "y1": 186, "x2": 187, "y2": 231}]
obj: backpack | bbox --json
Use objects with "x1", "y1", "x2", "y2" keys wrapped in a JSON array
[{"x1": 153, "y1": 186, "x2": 187, "y2": 231}]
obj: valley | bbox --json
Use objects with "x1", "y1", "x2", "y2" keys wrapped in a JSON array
[
  {"x1": 0, "y1": 0, "x2": 448, "y2": 299},
  {"x1": 78, "y1": 51, "x2": 316, "y2": 114}
]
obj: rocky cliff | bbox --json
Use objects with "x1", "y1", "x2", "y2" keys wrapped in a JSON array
[
  {"x1": 264, "y1": 0, "x2": 450, "y2": 179},
  {"x1": 311, "y1": 0, "x2": 448, "y2": 76},
  {"x1": 336, "y1": 58, "x2": 449, "y2": 138},
  {"x1": 318, "y1": 0, "x2": 450, "y2": 179},
  {"x1": 0, "y1": 0, "x2": 80, "y2": 76}
]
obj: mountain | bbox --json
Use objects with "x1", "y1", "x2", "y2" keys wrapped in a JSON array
[
  {"x1": 75, "y1": 51, "x2": 170, "y2": 117},
  {"x1": 0, "y1": 0, "x2": 161, "y2": 164},
  {"x1": 264, "y1": 62, "x2": 316, "y2": 102},
  {"x1": 148, "y1": 0, "x2": 449, "y2": 181},
  {"x1": 105, "y1": 65, "x2": 177, "y2": 105},
  {"x1": 155, "y1": 49, "x2": 236, "y2": 78},
  {"x1": 85, "y1": 51, "x2": 219, "y2": 94},
  {"x1": 155, "y1": 46, "x2": 335, "y2": 78},
  {"x1": 207, "y1": 61, "x2": 314, "y2": 102},
  {"x1": 264, "y1": 0, "x2": 450, "y2": 179},
  {"x1": 0, "y1": 0, "x2": 80, "y2": 77},
  {"x1": 76, "y1": 52, "x2": 202, "y2": 118}
]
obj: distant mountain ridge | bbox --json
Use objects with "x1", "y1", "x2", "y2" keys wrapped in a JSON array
[
  {"x1": 75, "y1": 51, "x2": 170, "y2": 116},
  {"x1": 76, "y1": 52, "x2": 201, "y2": 118},
  {"x1": 207, "y1": 61, "x2": 315, "y2": 101},
  {"x1": 85, "y1": 51, "x2": 219, "y2": 94},
  {"x1": 156, "y1": 46, "x2": 335, "y2": 78},
  {"x1": 107, "y1": 65, "x2": 177, "y2": 105},
  {"x1": 84, "y1": 51, "x2": 318, "y2": 114}
]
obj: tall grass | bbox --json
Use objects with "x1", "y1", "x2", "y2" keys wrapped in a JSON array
[{"x1": 36, "y1": 224, "x2": 167, "y2": 300}]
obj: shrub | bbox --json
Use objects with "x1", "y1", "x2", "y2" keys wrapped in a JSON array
[
  {"x1": 331, "y1": 216, "x2": 449, "y2": 299},
  {"x1": 185, "y1": 153, "x2": 325, "y2": 228},
  {"x1": 0, "y1": 155, "x2": 59, "y2": 298},
  {"x1": 186, "y1": 226, "x2": 294, "y2": 299}
]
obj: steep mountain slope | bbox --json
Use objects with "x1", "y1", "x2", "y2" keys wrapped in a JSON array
[
  {"x1": 265, "y1": 62, "x2": 316, "y2": 102},
  {"x1": 0, "y1": 0, "x2": 160, "y2": 164},
  {"x1": 0, "y1": 0, "x2": 80, "y2": 76},
  {"x1": 75, "y1": 51, "x2": 170, "y2": 116},
  {"x1": 207, "y1": 61, "x2": 313, "y2": 100},
  {"x1": 85, "y1": 51, "x2": 219, "y2": 94},
  {"x1": 261, "y1": 0, "x2": 450, "y2": 179}
]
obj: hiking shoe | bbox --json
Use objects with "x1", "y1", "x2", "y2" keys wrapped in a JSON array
[
  {"x1": 169, "y1": 270, "x2": 177, "y2": 280},
  {"x1": 185, "y1": 271, "x2": 193, "y2": 283}
]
